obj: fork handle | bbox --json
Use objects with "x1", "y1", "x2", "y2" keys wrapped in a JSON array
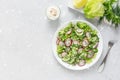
[
  {"x1": 97, "y1": 47, "x2": 112, "y2": 72},
  {"x1": 102, "y1": 47, "x2": 111, "y2": 64}
]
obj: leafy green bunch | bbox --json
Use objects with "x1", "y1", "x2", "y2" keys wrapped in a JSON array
[{"x1": 99, "y1": 0, "x2": 120, "y2": 27}]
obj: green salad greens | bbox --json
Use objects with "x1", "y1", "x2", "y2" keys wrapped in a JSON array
[
  {"x1": 56, "y1": 22, "x2": 99, "y2": 66},
  {"x1": 84, "y1": 0, "x2": 105, "y2": 18}
]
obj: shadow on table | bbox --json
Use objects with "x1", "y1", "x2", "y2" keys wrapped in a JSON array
[{"x1": 46, "y1": 18, "x2": 60, "y2": 32}]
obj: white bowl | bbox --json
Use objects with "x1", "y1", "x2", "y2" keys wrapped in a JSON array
[{"x1": 52, "y1": 20, "x2": 103, "y2": 70}]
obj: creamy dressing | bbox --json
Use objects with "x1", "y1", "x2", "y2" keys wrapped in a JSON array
[{"x1": 46, "y1": 6, "x2": 60, "y2": 20}]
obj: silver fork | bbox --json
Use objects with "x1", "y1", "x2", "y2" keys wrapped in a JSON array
[{"x1": 97, "y1": 40, "x2": 117, "y2": 72}]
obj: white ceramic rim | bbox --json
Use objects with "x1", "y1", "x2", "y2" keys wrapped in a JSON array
[{"x1": 52, "y1": 20, "x2": 103, "y2": 70}]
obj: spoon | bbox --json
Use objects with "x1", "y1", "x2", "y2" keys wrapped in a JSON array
[{"x1": 97, "y1": 40, "x2": 117, "y2": 72}]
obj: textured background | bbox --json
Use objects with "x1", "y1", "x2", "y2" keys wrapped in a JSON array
[{"x1": 0, "y1": 0, "x2": 120, "y2": 80}]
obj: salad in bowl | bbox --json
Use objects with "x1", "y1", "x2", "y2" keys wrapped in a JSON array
[{"x1": 53, "y1": 20, "x2": 103, "y2": 70}]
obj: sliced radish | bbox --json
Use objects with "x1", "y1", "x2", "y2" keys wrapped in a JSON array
[
  {"x1": 65, "y1": 38, "x2": 72, "y2": 47},
  {"x1": 56, "y1": 38, "x2": 60, "y2": 45},
  {"x1": 61, "y1": 52, "x2": 67, "y2": 57},
  {"x1": 59, "y1": 41, "x2": 65, "y2": 46},
  {"x1": 76, "y1": 29, "x2": 83, "y2": 33},
  {"x1": 86, "y1": 32, "x2": 91, "y2": 39},
  {"x1": 87, "y1": 51, "x2": 94, "y2": 58},
  {"x1": 73, "y1": 40, "x2": 79, "y2": 45},
  {"x1": 93, "y1": 42, "x2": 99, "y2": 48},
  {"x1": 66, "y1": 29, "x2": 72, "y2": 35},
  {"x1": 82, "y1": 39, "x2": 89, "y2": 47},
  {"x1": 78, "y1": 60, "x2": 86, "y2": 66},
  {"x1": 75, "y1": 28, "x2": 83, "y2": 36},
  {"x1": 78, "y1": 48, "x2": 83, "y2": 54}
]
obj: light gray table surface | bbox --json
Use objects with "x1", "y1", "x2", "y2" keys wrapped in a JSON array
[{"x1": 0, "y1": 0, "x2": 120, "y2": 80}]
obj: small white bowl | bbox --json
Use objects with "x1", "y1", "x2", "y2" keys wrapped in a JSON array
[
  {"x1": 52, "y1": 20, "x2": 103, "y2": 70},
  {"x1": 46, "y1": 6, "x2": 60, "y2": 20}
]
